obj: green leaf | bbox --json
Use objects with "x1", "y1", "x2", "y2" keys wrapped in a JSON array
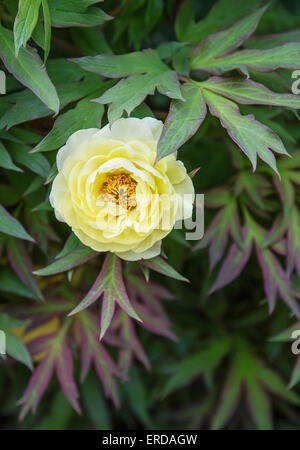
[
  {"x1": 0, "y1": 204, "x2": 33, "y2": 241},
  {"x1": 163, "y1": 338, "x2": 230, "y2": 397},
  {"x1": 32, "y1": 96, "x2": 104, "y2": 153},
  {"x1": 7, "y1": 236, "x2": 43, "y2": 300},
  {"x1": 0, "y1": 74, "x2": 101, "y2": 129},
  {"x1": 289, "y1": 358, "x2": 300, "y2": 389},
  {"x1": 245, "y1": 30, "x2": 300, "y2": 50},
  {"x1": 70, "y1": 27, "x2": 112, "y2": 56},
  {"x1": 0, "y1": 267, "x2": 37, "y2": 299},
  {"x1": 55, "y1": 233, "x2": 82, "y2": 260},
  {"x1": 81, "y1": 372, "x2": 112, "y2": 430},
  {"x1": 41, "y1": 0, "x2": 51, "y2": 62},
  {"x1": 0, "y1": 141, "x2": 22, "y2": 172},
  {"x1": 6, "y1": 331, "x2": 33, "y2": 370},
  {"x1": 0, "y1": 312, "x2": 26, "y2": 330},
  {"x1": 49, "y1": 0, "x2": 112, "y2": 27},
  {"x1": 145, "y1": 0, "x2": 163, "y2": 28},
  {"x1": 95, "y1": 71, "x2": 182, "y2": 123},
  {"x1": 72, "y1": 50, "x2": 183, "y2": 123},
  {"x1": 34, "y1": 246, "x2": 97, "y2": 276},
  {"x1": 211, "y1": 363, "x2": 242, "y2": 430},
  {"x1": 191, "y1": 43, "x2": 300, "y2": 75},
  {"x1": 122, "y1": 367, "x2": 153, "y2": 428},
  {"x1": 257, "y1": 364, "x2": 300, "y2": 406},
  {"x1": 175, "y1": 0, "x2": 261, "y2": 44},
  {"x1": 156, "y1": 41, "x2": 185, "y2": 60},
  {"x1": 71, "y1": 51, "x2": 163, "y2": 77},
  {"x1": 0, "y1": 25, "x2": 59, "y2": 113},
  {"x1": 157, "y1": 82, "x2": 206, "y2": 160},
  {"x1": 141, "y1": 256, "x2": 189, "y2": 282},
  {"x1": 13, "y1": 0, "x2": 42, "y2": 56},
  {"x1": 200, "y1": 77, "x2": 300, "y2": 109},
  {"x1": 192, "y1": 6, "x2": 267, "y2": 64},
  {"x1": 10, "y1": 143, "x2": 50, "y2": 178},
  {"x1": 245, "y1": 379, "x2": 272, "y2": 430},
  {"x1": 202, "y1": 89, "x2": 289, "y2": 174}
]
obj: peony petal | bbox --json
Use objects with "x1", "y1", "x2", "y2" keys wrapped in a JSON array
[
  {"x1": 116, "y1": 240, "x2": 162, "y2": 261},
  {"x1": 95, "y1": 117, "x2": 163, "y2": 143},
  {"x1": 57, "y1": 129, "x2": 99, "y2": 171},
  {"x1": 174, "y1": 175, "x2": 195, "y2": 221}
]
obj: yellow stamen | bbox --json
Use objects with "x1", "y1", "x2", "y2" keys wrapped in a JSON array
[{"x1": 99, "y1": 173, "x2": 137, "y2": 210}]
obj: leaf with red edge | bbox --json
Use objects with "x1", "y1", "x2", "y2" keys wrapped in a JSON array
[
  {"x1": 194, "y1": 194, "x2": 242, "y2": 269},
  {"x1": 286, "y1": 208, "x2": 300, "y2": 277},
  {"x1": 141, "y1": 256, "x2": 189, "y2": 282},
  {"x1": 202, "y1": 89, "x2": 289, "y2": 174},
  {"x1": 55, "y1": 333, "x2": 81, "y2": 414},
  {"x1": 7, "y1": 236, "x2": 43, "y2": 300},
  {"x1": 18, "y1": 322, "x2": 81, "y2": 419},
  {"x1": 118, "y1": 312, "x2": 151, "y2": 374},
  {"x1": 209, "y1": 227, "x2": 253, "y2": 294},
  {"x1": 191, "y1": 6, "x2": 268, "y2": 66},
  {"x1": 69, "y1": 253, "x2": 141, "y2": 339},
  {"x1": 200, "y1": 77, "x2": 300, "y2": 109},
  {"x1": 17, "y1": 349, "x2": 56, "y2": 420},
  {"x1": 34, "y1": 246, "x2": 97, "y2": 275},
  {"x1": 78, "y1": 311, "x2": 122, "y2": 407},
  {"x1": 256, "y1": 245, "x2": 300, "y2": 318}
]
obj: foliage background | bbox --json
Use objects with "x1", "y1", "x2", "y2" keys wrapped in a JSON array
[{"x1": 1, "y1": 0, "x2": 300, "y2": 430}]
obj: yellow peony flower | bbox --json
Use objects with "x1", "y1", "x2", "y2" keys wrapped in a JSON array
[{"x1": 50, "y1": 117, "x2": 194, "y2": 261}]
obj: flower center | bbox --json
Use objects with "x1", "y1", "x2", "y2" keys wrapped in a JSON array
[{"x1": 99, "y1": 172, "x2": 137, "y2": 210}]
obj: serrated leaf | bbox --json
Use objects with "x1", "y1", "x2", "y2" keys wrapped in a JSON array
[
  {"x1": 192, "y1": 43, "x2": 300, "y2": 75},
  {"x1": 78, "y1": 311, "x2": 121, "y2": 406},
  {"x1": 175, "y1": 0, "x2": 261, "y2": 44},
  {"x1": 202, "y1": 89, "x2": 289, "y2": 173},
  {"x1": 70, "y1": 51, "x2": 162, "y2": 77},
  {"x1": 156, "y1": 82, "x2": 206, "y2": 160},
  {"x1": 200, "y1": 77, "x2": 300, "y2": 109},
  {"x1": 55, "y1": 334, "x2": 81, "y2": 414},
  {"x1": 18, "y1": 353, "x2": 56, "y2": 420},
  {"x1": 72, "y1": 50, "x2": 183, "y2": 123},
  {"x1": 0, "y1": 204, "x2": 33, "y2": 241},
  {"x1": 94, "y1": 73, "x2": 182, "y2": 123},
  {"x1": 34, "y1": 246, "x2": 97, "y2": 276},
  {"x1": 14, "y1": 0, "x2": 42, "y2": 56},
  {"x1": 69, "y1": 253, "x2": 141, "y2": 339},
  {"x1": 192, "y1": 6, "x2": 267, "y2": 64},
  {"x1": 18, "y1": 322, "x2": 81, "y2": 419},
  {"x1": 0, "y1": 25, "x2": 59, "y2": 113}
]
